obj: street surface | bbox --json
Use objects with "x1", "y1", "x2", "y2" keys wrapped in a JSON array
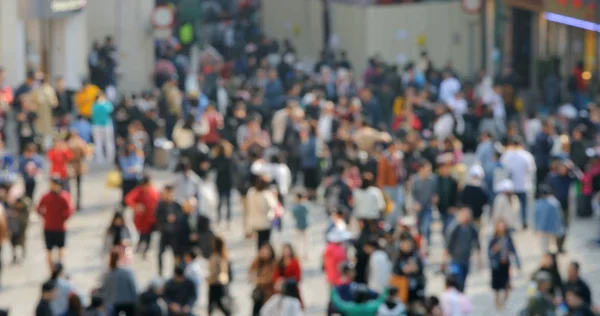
[{"x1": 0, "y1": 156, "x2": 600, "y2": 315}]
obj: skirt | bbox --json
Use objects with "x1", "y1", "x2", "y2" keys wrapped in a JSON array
[
  {"x1": 491, "y1": 262, "x2": 510, "y2": 290},
  {"x1": 303, "y1": 167, "x2": 320, "y2": 190}
]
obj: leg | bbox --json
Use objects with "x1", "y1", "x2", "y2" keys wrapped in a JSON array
[
  {"x1": 92, "y1": 126, "x2": 105, "y2": 162},
  {"x1": 75, "y1": 174, "x2": 82, "y2": 210},
  {"x1": 516, "y1": 192, "x2": 528, "y2": 229},
  {"x1": 157, "y1": 234, "x2": 168, "y2": 276},
  {"x1": 225, "y1": 190, "x2": 232, "y2": 223},
  {"x1": 494, "y1": 291, "x2": 501, "y2": 310},
  {"x1": 105, "y1": 125, "x2": 116, "y2": 164}
]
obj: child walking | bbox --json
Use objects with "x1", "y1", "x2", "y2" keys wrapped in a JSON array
[{"x1": 292, "y1": 192, "x2": 309, "y2": 259}]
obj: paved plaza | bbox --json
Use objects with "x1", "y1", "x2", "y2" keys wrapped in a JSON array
[{"x1": 1, "y1": 158, "x2": 600, "y2": 315}]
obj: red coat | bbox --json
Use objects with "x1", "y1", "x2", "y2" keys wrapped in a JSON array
[
  {"x1": 37, "y1": 191, "x2": 74, "y2": 232},
  {"x1": 273, "y1": 258, "x2": 303, "y2": 306},
  {"x1": 125, "y1": 186, "x2": 160, "y2": 234}
]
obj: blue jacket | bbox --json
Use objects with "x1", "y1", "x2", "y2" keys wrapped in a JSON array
[
  {"x1": 533, "y1": 133, "x2": 554, "y2": 168},
  {"x1": 488, "y1": 234, "x2": 520, "y2": 270},
  {"x1": 0, "y1": 153, "x2": 14, "y2": 171},
  {"x1": 19, "y1": 154, "x2": 43, "y2": 183},
  {"x1": 119, "y1": 154, "x2": 143, "y2": 180},
  {"x1": 265, "y1": 79, "x2": 284, "y2": 110},
  {"x1": 547, "y1": 173, "x2": 574, "y2": 203},
  {"x1": 534, "y1": 197, "x2": 565, "y2": 236},
  {"x1": 301, "y1": 136, "x2": 318, "y2": 168},
  {"x1": 70, "y1": 119, "x2": 93, "y2": 143}
]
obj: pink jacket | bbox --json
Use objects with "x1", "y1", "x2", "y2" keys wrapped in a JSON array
[
  {"x1": 441, "y1": 288, "x2": 472, "y2": 316},
  {"x1": 323, "y1": 242, "x2": 347, "y2": 286}
]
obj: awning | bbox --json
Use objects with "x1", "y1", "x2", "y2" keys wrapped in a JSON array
[{"x1": 502, "y1": 0, "x2": 544, "y2": 11}]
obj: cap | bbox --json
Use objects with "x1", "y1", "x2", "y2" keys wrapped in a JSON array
[
  {"x1": 469, "y1": 165, "x2": 484, "y2": 179},
  {"x1": 497, "y1": 179, "x2": 514, "y2": 193}
]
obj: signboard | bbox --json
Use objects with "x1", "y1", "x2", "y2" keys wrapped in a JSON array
[
  {"x1": 461, "y1": 0, "x2": 483, "y2": 14},
  {"x1": 51, "y1": 0, "x2": 87, "y2": 13},
  {"x1": 546, "y1": 0, "x2": 596, "y2": 21},
  {"x1": 26, "y1": 0, "x2": 86, "y2": 18}
]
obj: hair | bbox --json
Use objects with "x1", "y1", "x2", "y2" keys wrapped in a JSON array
[
  {"x1": 445, "y1": 275, "x2": 459, "y2": 289},
  {"x1": 353, "y1": 284, "x2": 371, "y2": 304},
  {"x1": 360, "y1": 172, "x2": 374, "y2": 189},
  {"x1": 571, "y1": 261, "x2": 580, "y2": 272},
  {"x1": 254, "y1": 176, "x2": 270, "y2": 191},
  {"x1": 185, "y1": 250, "x2": 197, "y2": 261},
  {"x1": 163, "y1": 184, "x2": 174, "y2": 192},
  {"x1": 278, "y1": 243, "x2": 296, "y2": 271},
  {"x1": 212, "y1": 235, "x2": 228, "y2": 259},
  {"x1": 140, "y1": 173, "x2": 151, "y2": 186},
  {"x1": 109, "y1": 250, "x2": 119, "y2": 270},
  {"x1": 179, "y1": 158, "x2": 192, "y2": 171},
  {"x1": 257, "y1": 243, "x2": 276, "y2": 267},
  {"x1": 67, "y1": 293, "x2": 83, "y2": 314},
  {"x1": 108, "y1": 211, "x2": 125, "y2": 231}
]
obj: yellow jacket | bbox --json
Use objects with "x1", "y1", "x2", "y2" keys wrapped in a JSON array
[{"x1": 75, "y1": 84, "x2": 100, "y2": 118}]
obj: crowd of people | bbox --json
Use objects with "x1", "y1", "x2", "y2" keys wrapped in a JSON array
[{"x1": 0, "y1": 2, "x2": 600, "y2": 315}]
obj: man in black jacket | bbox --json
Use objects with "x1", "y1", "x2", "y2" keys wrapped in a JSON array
[
  {"x1": 564, "y1": 262, "x2": 593, "y2": 308},
  {"x1": 164, "y1": 265, "x2": 197, "y2": 316},
  {"x1": 155, "y1": 185, "x2": 183, "y2": 276},
  {"x1": 35, "y1": 280, "x2": 56, "y2": 316}
]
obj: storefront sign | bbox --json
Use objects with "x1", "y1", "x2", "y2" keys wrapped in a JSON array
[
  {"x1": 545, "y1": 0, "x2": 595, "y2": 21},
  {"x1": 25, "y1": 0, "x2": 86, "y2": 18},
  {"x1": 51, "y1": 0, "x2": 86, "y2": 13},
  {"x1": 461, "y1": 0, "x2": 482, "y2": 14}
]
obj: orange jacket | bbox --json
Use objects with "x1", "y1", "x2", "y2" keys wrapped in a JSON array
[{"x1": 377, "y1": 155, "x2": 398, "y2": 188}]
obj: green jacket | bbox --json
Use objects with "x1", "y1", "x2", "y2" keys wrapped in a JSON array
[
  {"x1": 331, "y1": 288, "x2": 388, "y2": 316},
  {"x1": 526, "y1": 293, "x2": 555, "y2": 316}
]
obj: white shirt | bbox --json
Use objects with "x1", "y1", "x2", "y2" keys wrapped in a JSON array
[
  {"x1": 500, "y1": 148, "x2": 537, "y2": 192},
  {"x1": 216, "y1": 87, "x2": 229, "y2": 115},
  {"x1": 368, "y1": 250, "x2": 392, "y2": 293},
  {"x1": 434, "y1": 113, "x2": 455, "y2": 141},
  {"x1": 251, "y1": 161, "x2": 292, "y2": 196},
  {"x1": 184, "y1": 260, "x2": 204, "y2": 291},
  {"x1": 318, "y1": 115, "x2": 334, "y2": 142},
  {"x1": 483, "y1": 91, "x2": 505, "y2": 119},
  {"x1": 353, "y1": 187, "x2": 385, "y2": 220},
  {"x1": 439, "y1": 77, "x2": 461, "y2": 104},
  {"x1": 524, "y1": 119, "x2": 542, "y2": 147},
  {"x1": 447, "y1": 97, "x2": 468, "y2": 117}
]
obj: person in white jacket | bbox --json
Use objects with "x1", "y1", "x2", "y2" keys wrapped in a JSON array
[
  {"x1": 260, "y1": 279, "x2": 304, "y2": 316},
  {"x1": 364, "y1": 239, "x2": 392, "y2": 293},
  {"x1": 352, "y1": 173, "x2": 386, "y2": 221},
  {"x1": 492, "y1": 180, "x2": 521, "y2": 231},
  {"x1": 246, "y1": 175, "x2": 278, "y2": 249}
]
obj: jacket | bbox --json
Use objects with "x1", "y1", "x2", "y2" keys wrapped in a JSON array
[
  {"x1": 260, "y1": 295, "x2": 304, "y2": 316},
  {"x1": 37, "y1": 191, "x2": 74, "y2": 232},
  {"x1": 33, "y1": 83, "x2": 58, "y2": 135},
  {"x1": 100, "y1": 267, "x2": 138, "y2": 306},
  {"x1": 353, "y1": 187, "x2": 386, "y2": 220},
  {"x1": 163, "y1": 277, "x2": 197, "y2": 315},
  {"x1": 368, "y1": 250, "x2": 392, "y2": 293},
  {"x1": 248, "y1": 259, "x2": 276, "y2": 303},
  {"x1": 136, "y1": 289, "x2": 165, "y2": 316},
  {"x1": 376, "y1": 151, "x2": 403, "y2": 188},
  {"x1": 246, "y1": 187, "x2": 277, "y2": 231},
  {"x1": 488, "y1": 234, "x2": 521, "y2": 270},
  {"x1": 534, "y1": 196, "x2": 565, "y2": 236},
  {"x1": 155, "y1": 201, "x2": 182, "y2": 234},
  {"x1": 125, "y1": 186, "x2": 160, "y2": 234},
  {"x1": 331, "y1": 288, "x2": 387, "y2": 316},
  {"x1": 75, "y1": 84, "x2": 100, "y2": 118},
  {"x1": 492, "y1": 193, "x2": 520, "y2": 230},
  {"x1": 324, "y1": 242, "x2": 347, "y2": 286}
]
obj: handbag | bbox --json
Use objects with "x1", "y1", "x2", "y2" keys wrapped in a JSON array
[
  {"x1": 105, "y1": 170, "x2": 122, "y2": 189},
  {"x1": 251, "y1": 287, "x2": 265, "y2": 302}
]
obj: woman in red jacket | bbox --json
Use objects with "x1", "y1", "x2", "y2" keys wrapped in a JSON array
[
  {"x1": 124, "y1": 174, "x2": 159, "y2": 258},
  {"x1": 273, "y1": 243, "x2": 303, "y2": 307}
]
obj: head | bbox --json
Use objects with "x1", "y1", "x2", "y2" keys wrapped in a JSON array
[
  {"x1": 173, "y1": 265, "x2": 186, "y2": 281},
  {"x1": 111, "y1": 211, "x2": 125, "y2": 228},
  {"x1": 535, "y1": 272, "x2": 553, "y2": 293},
  {"x1": 67, "y1": 293, "x2": 83, "y2": 313},
  {"x1": 247, "y1": 117, "x2": 261, "y2": 133},
  {"x1": 50, "y1": 178, "x2": 64, "y2": 193},
  {"x1": 162, "y1": 185, "x2": 175, "y2": 202},
  {"x1": 340, "y1": 262, "x2": 356, "y2": 280},
  {"x1": 540, "y1": 252, "x2": 555, "y2": 269},
  {"x1": 24, "y1": 143, "x2": 38, "y2": 157},
  {"x1": 418, "y1": 161, "x2": 432, "y2": 178},
  {"x1": 494, "y1": 219, "x2": 508, "y2": 236},
  {"x1": 282, "y1": 279, "x2": 300, "y2": 300},
  {"x1": 181, "y1": 198, "x2": 197, "y2": 215},
  {"x1": 258, "y1": 243, "x2": 275, "y2": 261},
  {"x1": 183, "y1": 250, "x2": 197, "y2": 264},
  {"x1": 565, "y1": 287, "x2": 586, "y2": 309},
  {"x1": 399, "y1": 237, "x2": 415, "y2": 254},
  {"x1": 281, "y1": 243, "x2": 296, "y2": 261},
  {"x1": 362, "y1": 238, "x2": 380, "y2": 255},
  {"x1": 211, "y1": 235, "x2": 227, "y2": 258},
  {"x1": 139, "y1": 174, "x2": 151, "y2": 188},
  {"x1": 41, "y1": 280, "x2": 57, "y2": 300},
  {"x1": 254, "y1": 175, "x2": 270, "y2": 191},
  {"x1": 438, "y1": 162, "x2": 452, "y2": 176},
  {"x1": 568, "y1": 261, "x2": 580, "y2": 281},
  {"x1": 445, "y1": 275, "x2": 459, "y2": 290},
  {"x1": 457, "y1": 207, "x2": 472, "y2": 225},
  {"x1": 54, "y1": 76, "x2": 65, "y2": 91}
]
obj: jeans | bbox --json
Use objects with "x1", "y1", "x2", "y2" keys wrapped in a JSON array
[
  {"x1": 137, "y1": 233, "x2": 152, "y2": 255},
  {"x1": 158, "y1": 233, "x2": 180, "y2": 276},
  {"x1": 450, "y1": 261, "x2": 470, "y2": 292},
  {"x1": 515, "y1": 192, "x2": 528, "y2": 228},
  {"x1": 217, "y1": 190, "x2": 232, "y2": 222},
  {"x1": 24, "y1": 180, "x2": 36, "y2": 200},
  {"x1": 440, "y1": 211, "x2": 454, "y2": 239},
  {"x1": 383, "y1": 184, "x2": 405, "y2": 226},
  {"x1": 92, "y1": 125, "x2": 115, "y2": 163},
  {"x1": 417, "y1": 206, "x2": 432, "y2": 245}
]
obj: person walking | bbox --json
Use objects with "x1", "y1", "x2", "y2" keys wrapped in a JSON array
[
  {"x1": 47, "y1": 138, "x2": 74, "y2": 191},
  {"x1": 492, "y1": 180, "x2": 521, "y2": 231},
  {"x1": 212, "y1": 140, "x2": 234, "y2": 226},
  {"x1": 488, "y1": 219, "x2": 520, "y2": 311},
  {"x1": 323, "y1": 228, "x2": 352, "y2": 287},
  {"x1": 103, "y1": 212, "x2": 136, "y2": 267},
  {"x1": 6, "y1": 196, "x2": 30, "y2": 263},
  {"x1": 246, "y1": 175, "x2": 277, "y2": 249},
  {"x1": 49, "y1": 263, "x2": 83, "y2": 316},
  {"x1": 118, "y1": 142, "x2": 144, "y2": 206},
  {"x1": 273, "y1": 244, "x2": 303, "y2": 306},
  {"x1": 124, "y1": 174, "x2": 159, "y2": 258},
  {"x1": 164, "y1": 265, "x2": 197, "y2": 316},
  {"x1": 66, "y1": 131, "x2": 91, "y2": 211},
  {"x1": 207, "y1": 235, "x2": 231, "y2": 316},
  {"x1": 91, "y1": 92, "x2": 115, "y2": 163},
  {"x1": 36, "y1": 280, "x2": 57, "y2": 316},
  {"x1": 155, "y1": 185, "x2": 183, "y2": 276},
  {"x1": 411, "y1": 161, "x2": 437, "y2": 246},
  {"x1": 501, "y1": 137, "x2": 536, "y2": 229},
  {"x1": 99, "y1": 250, "x2": 138, "y2": 316},
  {"x1": 534, "y1": 185, "x2": 565, "y2": 253},
  {"x1": 445, "y1": 207, "x2": 481, "y2": 292},
  {"x1": 36, "y1": 177, "x2": 74, "y2": 273},
  {"x1": 260, "y1": 279, "x2": 304, "y2": 316},
  {"x1": 364, "y1": 238, "x2": 393, "y2": 294},
  {"x1": 249, "y1": 243, "x2": 277, "y2": 316},
  {"x1": 18, "y1": 143, "x2": 43, "y2": 200}
]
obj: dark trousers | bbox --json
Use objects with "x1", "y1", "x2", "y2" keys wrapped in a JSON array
[
  {"x1": 287, "y1": 155, "x2": 301, "y2": 185},
  {"x1": 73, "y1": 174, "x2": 82, "y2": 209},
  {"x1": 515, "y1": 192, "x2": 528, "y2": 228},
  {"x1": 165, "y1": 115, "x2": 177, "y2": 141},
  {"x1": 451, "y1": 261, "x2": 470, "y2": 292},
  {"x1": 24, "y1": 180, "x2": 36, "y2": 200},
  {"x1": 208, "y1": 284, "x2": 231, "y2": 316},
  {"x1": 158, "y1": 233, "x2": 179, "y2": 276},
  {"x1": 256, "y1": 229, "x2": 271, "y2": 250},
  {"x1": 217, "y1": 190, "x2": 232, "y2": 222},
  {"x1": 137, "y1": 233, "x2": 152, "y2": 255},
  {"x1": 121, "y1": 179, "x2": 138, "y2": 206},
  {"x1": 557, "y1": 198, "x2": 569, "y2": 252},
  {"x1": 252, "y1": 300, "x2": 264, "y2": 316},
  {"x1": 112, "y1": 303, "x2": 135, "y2": 316}
]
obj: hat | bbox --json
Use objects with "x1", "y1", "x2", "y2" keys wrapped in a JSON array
[
  {"x1": 497, "y1": 179, "x2": 514, "y2": 193},
  {"x1": 398, "y1": 216, "x2": 417, "y2": 227},
  {"x1": 148, "y1": 277, "x2": 164, "y2": 290},
  {"x1": 50, "y1": 175, "x2": 64, "y2": 186},
  {"x1": 535, "y1": 271, "x2": 552, "y2": 282},
  {"x1": 469, "y1": 165, "x2": 484, "y2": 179},
  {"x1": 326, "y1": 228, "x2": 352, "y2": 243}
]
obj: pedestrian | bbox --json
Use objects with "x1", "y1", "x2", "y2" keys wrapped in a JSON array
[
  {"x1": 103, "y1": 212, "x2": 136, "y2": 267},
  {"x1": 532, "y1": 120, "x2": 555, "y2": 190},
  {"x1": 212, "y1": 140, "x2": 234, "y2": 226},
  {"x1": 501, "y1": 136, "x2": 536, "y2": 229},
  {"x1": 124, "y1": 174, "x2": 159, "y2": 258},
  {"x1": 47, "y1": 138, "x2": 74, "y2": 191},
  {"x1": 247, "y1": 175, "x2": 277, "y2": 249},
  {"x1": 155, "y1": 185, "x2": 183, "y2": 276},
  {"x1": 163, "y1": 265, "x2": 197, "y2": 316},
  {"x1": 173, "y1": 158, "x2": 202, "y2": 203},
  {"x1": 435, "y1": 157, "x2": 459, "y2": 235},
  {"x1": 376, "y1": 139, "x2": 405, "y2": 226},
  {"x1": 459, "y1": 165, "x2": 489, "y2": 228},
  {"x1": 207, "y1": 236, "x2": 231, "y2": 316},
  {"x1": 564, "y1": 286, "x2": 596, "y2": 316},
  {"x1": 32, "y1": 75, "x2": 58, "y2": 151},
  {"x1": 353, "y1": 172, "x2": 386, "y2": 228},
  {"x1": 36, "y1": 280, "x2": 57, "y2": 316},
  {"x1": 183, "y1": 250, "x2": 203, "y2": 297},
  {"x1": 392, "y1": 236, "x2": 425, "y2": 307},
  {"x1": 411, "y1": 161, "x2": 437, "y2": 245},
  {"x1": 292, "y1": 192, "x2": 310, "y2": 259},
  {"x1": 0, "y1": 202, "x2": 7, "y2": 287},
  {"x1": 37, "y1": 177, "x2": 74, "y2": 273},
  {"x1": 18, "y1": 143, "x2": 43, "y2": 200},
  {"x1": 67, "y1": 130, "x2": 91, "y2": 211},
  {"x1": 547, "y1": 160, "x2": 582, "y2": 253},
  {"x1": 274, "y1": 243, "x2": 303, "y2": 305},
  {"x1": 49, "y1": 263, "x2": 83, "y2": 316},
  {"x1": 445, "y1": 207, "x2": 481, "y2": 292},
  {"x1": 376, "y1": 287, "x2": 406, "y2": 316},
  {"x1": 63, "y1": 292, "x2": 85, "y2": 316},
  {"x1": 118, "y1": 142, "x2": 144, "y2": 206},
  {"x1": 532, "y1": 253, "x2": 564, "y2": 298},
  {"x1": 135, "y1": 279, "x2": 165, "y2": 316},
  {"x1": 440, "y1": 275, "x2": 472, "y2": 316},
  {"x1": 260, "y1": 279, "x2": 304, "y2": 316},
  {"x1": 534, "y1": 185, "x2": 565, "y2": 252},
  {"x1": 6, "y1": 196, "x2": 30, "y2": 263},
  {"x1": 323, "y1": 228, "x2": 352, "y2": 287},
  {"x1": 99, "y1": 250, "x2": 138, "y2": 316},
  {"x1": 526, "y1": 271, "x2": 556, "y2": 316},
  {"x1": 492, "y1": 179, "x2": 521, "y2": 231},
  {"x1": 91, "y1": 92, "x2": 115, "y2": 164},
  {"x1": 488, "y1": 219, "x2": 520, "y2": 311},
  {"x1": 301, "y1": 124, "x2": 321, "y2": 200},
  {"x1": 331, "y1": 284, "x2": 388, "y2": 316},
  {"x1": 249, "y1": 243, "x2": 277, "y2": 316},
  {"x1": 564, "y1": 261, "x2": 592, "y2": 308},
  {"x1": 364, "y1": 238, "x2": 392, "y2": 294}
]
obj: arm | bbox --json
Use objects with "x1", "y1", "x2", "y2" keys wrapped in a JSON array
[
  {"x1": 124, "y1": 187, "x2": 140, "y2": 209},
  {"x1": 185, "y1": 280, "x2": 198, "y2": 309},
  {"x1": 509, "y1": 236, "x2": 521, "y2": 269},
  {"x1": 331, "y1": 288, "x2": 354, "y2": 314}
]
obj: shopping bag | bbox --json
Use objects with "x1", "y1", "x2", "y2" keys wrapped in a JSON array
[
  {"x1": 105, "y1": 170, "x2": 122, "y2": 189},
  {"x1": 389, "y1": 275, "x2": 409, "y2": 303}
]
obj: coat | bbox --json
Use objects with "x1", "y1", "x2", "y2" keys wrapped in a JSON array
[
  {"x1": 33, "y1": 83, "x2": 58, "y2": 135},
  {"x1": 324, "y1": 242, "x2": 347, "y2": 286},
  {"x1": 534, "y1": 197, "x2": 565, "y2": 236},
  {"x1": 246, "y1": 187, "x2": 277, "y2": 231},
  {"x1": 331, "y1": 288, "x2": 387, "y2": 316},
  {"x1": 260, "y1": 295, "x2": 304, "y2": 316},
  {"x1": 125, "y1": 186, "x2": 160, "y2": 234},
  {"x1": 492, "y1": 193, "x2": 520, "y2": 230},
  {"x1": 0, "y1": 205, "x2": 7, "y2": 244}
]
